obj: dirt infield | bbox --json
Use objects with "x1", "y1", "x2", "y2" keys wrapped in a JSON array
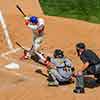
[{"x1": 0, "y1": 0, "x2": 100, "y2": 100}]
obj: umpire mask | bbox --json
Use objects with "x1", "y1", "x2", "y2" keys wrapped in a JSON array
[{"x1": 75, "y1": 42, "x2": 86, "y2": 56}]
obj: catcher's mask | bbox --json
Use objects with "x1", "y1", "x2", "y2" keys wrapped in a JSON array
[
  {"x1": 53, "y1": 49, "x2": 64, "y2": 58},
  {"x1": 75, "y1": 42, "x2": 86, "y2": 56}
]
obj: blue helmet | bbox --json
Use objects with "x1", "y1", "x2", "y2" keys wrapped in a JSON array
[{"x1": 30, "y1": 16, "x2": 38, "y2": 23}]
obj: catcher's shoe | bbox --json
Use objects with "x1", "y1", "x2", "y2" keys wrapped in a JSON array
[{"x1": 48, "y1": 81, "x2": 59, "y2": 86}]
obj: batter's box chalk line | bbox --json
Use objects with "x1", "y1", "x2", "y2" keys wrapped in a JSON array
[
  {"x1": 0, "y1": 48, "x2": 34, "y2": 81},
  {"x1": 0, "y1": 48, "x2": 22, "y2": 69},
  {"x1": 0, "y1": 48, "x2": 21, "y2": 57},
  {"x1": 0, "y1": 10, "x2": 13, "y2": 50},
  {"x1": 0, "y1": 66, "x2": 33, "y2": 82}
]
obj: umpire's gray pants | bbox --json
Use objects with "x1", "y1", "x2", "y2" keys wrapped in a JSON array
[{"x1": 75, "y1": 63, "x2": 100, "y2": 88}]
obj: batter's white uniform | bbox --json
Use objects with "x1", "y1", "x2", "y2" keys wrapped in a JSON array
[{"x1": 27, "y1": 17, "x2": 45, "y2": 51}]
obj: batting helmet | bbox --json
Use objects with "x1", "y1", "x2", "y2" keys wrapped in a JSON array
[{"x1": 30, "y1": 16, "x2": 38, "y2": 23}]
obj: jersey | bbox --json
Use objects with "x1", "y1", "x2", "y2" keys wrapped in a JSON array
[
  {"x1": 27, "y1": 18, "x2": 45, "y2": 36},
  {"x1": 50, "y1": 57, "x2": 73, "y2": 80},
  {"x1": 80, "y1": 49, "x2": 100, "y2": 65}
]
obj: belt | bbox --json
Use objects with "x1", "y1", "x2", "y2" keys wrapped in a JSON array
[
  {"x1": 95, "y1": 62, "x2": 100, "y2": 65},
  {"x1": 90, "y1": 62, "x2": 100, "y2": 66},
  {"x1": 57, "y1": 66, "x2": 64, "y2": 69}
]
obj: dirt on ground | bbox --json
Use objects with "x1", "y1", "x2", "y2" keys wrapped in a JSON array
[{"x1": 0, "y1": 0, "x2": 100, "y2": 100}]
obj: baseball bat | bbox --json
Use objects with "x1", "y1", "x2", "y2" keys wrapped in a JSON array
[
  {"x1": 16, "y1": 42, "x2": 26, "y2": 50},
  {"x1": 16, "y1": 42, "x2": 46, "y2": 60},
  {"x1": 16, "y1": 4, "x2": 26, "y2": 17}
]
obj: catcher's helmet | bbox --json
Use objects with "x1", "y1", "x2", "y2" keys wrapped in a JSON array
[
  {"x1": 30, "y1": 16, "x2": 38, "y2": 23},
  {"x1": 54, "y1": 49, "x2": 64, "y2": 58}
]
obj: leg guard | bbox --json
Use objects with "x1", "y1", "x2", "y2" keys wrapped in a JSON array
[
  {"x1": 75, "y1": 74, "x2": 85, "y2": 89},
  {"x1": 95, "y1": 63, "x2": 100, "y2": 74}
]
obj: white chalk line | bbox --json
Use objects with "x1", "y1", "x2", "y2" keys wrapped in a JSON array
[
  {"x1": 0, "y1": 66, "x2": 34, "y2": 81},
  {"x1": 0, "y1": 48, "x2": 33, "y2": 66},
  {"x1": 0, "y1": 48, "x2": 21, "y2": 57},
  {"x1": 0, "y1": 47, "x2": 44, "y2": 82},
  {"x1": 0, "y1": 48, "x2": 34, "y2": 81},
  {"x1": 0, "y1": 61, "x2": 34, "y2": 81},
  {"x1": 0, "y1": 10, "x2": 13, "y2": 50},
  {"x1": 0, "y1": 10, "x2": 35, "y2": 82}
]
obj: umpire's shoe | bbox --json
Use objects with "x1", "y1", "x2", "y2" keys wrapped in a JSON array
[{"x1": 73, "y1": 87, "x2": 85, "y2": 93}]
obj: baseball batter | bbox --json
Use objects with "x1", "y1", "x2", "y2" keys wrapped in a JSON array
[{"x1": 24, "y1": 16, "x2": 45, "y2": 59}]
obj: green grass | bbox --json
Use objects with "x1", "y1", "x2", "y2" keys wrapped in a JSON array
[{"x1": 39, "y1": 0, "x2": 100, "y2": 23}]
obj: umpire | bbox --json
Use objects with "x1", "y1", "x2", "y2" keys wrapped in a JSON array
[{"x1": 73, "y1": 42, "x2": 100, "y2": 93}]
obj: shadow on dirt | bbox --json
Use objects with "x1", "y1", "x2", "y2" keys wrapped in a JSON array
[
  {"x1": 35, "y1": 69, "x2": 74, "y2": 86},
  {"x1": 35, "y1": 71, "x2": 100, "y2": 87},
  {"x1": 35, "y1": 69, "x2": 48, "y2": 77}
]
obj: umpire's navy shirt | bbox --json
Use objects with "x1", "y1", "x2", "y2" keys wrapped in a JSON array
[{"x1": 80, "y1": 49, "x2": 100, "y2": 65}]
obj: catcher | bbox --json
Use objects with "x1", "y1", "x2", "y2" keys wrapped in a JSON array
[
  {"x1": 33, "y1": 49, "x2": 74, "y2": 86},
  {"x1": 45, "y1": 49, "x2": 75, "y2": 86}
]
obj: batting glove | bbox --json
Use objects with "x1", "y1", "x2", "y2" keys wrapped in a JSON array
[
  {"x1": 24, "y1": 16, "x2": 30, "y2": 20},
  {"x1": 25, "y1": 20, "x2": 30, "y2": 25}
]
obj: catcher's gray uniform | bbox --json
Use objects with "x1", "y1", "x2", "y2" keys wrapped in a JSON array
[{"x1": 48, "y1": 57, "x2": 74, "y2": 84}]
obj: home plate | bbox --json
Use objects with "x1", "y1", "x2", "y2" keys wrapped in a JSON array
[{"x1": 5, "y1": 62, "x2": 20, "y2": 70}]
